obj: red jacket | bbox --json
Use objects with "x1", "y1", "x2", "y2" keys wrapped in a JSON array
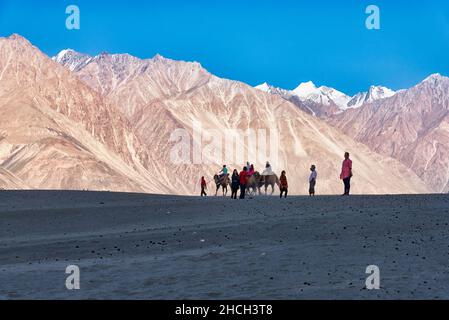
[
  {"x1": 280, "y1": 175, "x2": 288, "y2": 188},
  {"x1": 239, "y1": 171, "x2": 247, "y2": 185},
  {"x1": 201, "y1": 178, "x2": 207, "y2": 187}
]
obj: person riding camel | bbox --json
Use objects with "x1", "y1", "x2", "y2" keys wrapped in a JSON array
[
  {"x1": 262, "y1": 161, "x2": 273, "y2": 176},
  {"x1": 247, "y1": 164, "x2": 255, "y2": 176},
  {"x1": 218, "y1": 165, "x2": 228, "y2": 182}
]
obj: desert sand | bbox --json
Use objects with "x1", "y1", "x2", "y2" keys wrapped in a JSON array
[{"x1": 1, "y1": 190, "x2": 449, "y2": 299}]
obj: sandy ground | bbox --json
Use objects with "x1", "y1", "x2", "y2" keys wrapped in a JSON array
[{"x1": 1, "y1": 190, "x2": 449, "y2": 299}]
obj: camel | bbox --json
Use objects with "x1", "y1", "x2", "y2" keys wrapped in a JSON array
[
  {"x1": 259, "y1": 173, "x2": 280, "y2": 195},
  {"x1": 246, "y1": 172, "x2": 262, "y2": 196},
  {"x1": 246, "y1": 172, "x2": 279, "y2": 196},
  {"x1": 214, "y1": 174, "x2": 230, "y2": 196}
]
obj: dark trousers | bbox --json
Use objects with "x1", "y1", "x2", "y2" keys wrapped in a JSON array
[
  {"x1": 231, "y1": 186, "x2": 239, "y2": 199},
  {"x1": 280, "y1": 187, "x2": 288, "y2": 198},
  {"x1": 309, "y1": 179, "x2": 316, "y2": 196},
  {"x1": 239, "y1": 185, "x2": 246, "y2": 199},
  {"x1": 201, "y1": 187, "x2": 207, "y2": 197},
  {"x1": 343, "y1": 177, "x2": 351, "y2": 195}
]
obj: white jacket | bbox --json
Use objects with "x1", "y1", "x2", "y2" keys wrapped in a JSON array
[
  {"x1": 309, "y1": 171, "x2": 317, "y2": 182},
  {"x1": 262, "y1": 166, "x2": 274, "y2": 176}
]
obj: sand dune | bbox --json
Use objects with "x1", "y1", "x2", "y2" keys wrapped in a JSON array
[{"x1": 1, "y1": 191, "x2": 449, "y2": 299}]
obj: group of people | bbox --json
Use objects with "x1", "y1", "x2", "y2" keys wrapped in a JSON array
[
  {"x1": 201, "y1": 162, "x2": 270, "y2": 198},
  {"x1": 200, "y1": 152, "x2": 353, "y2": 198}
]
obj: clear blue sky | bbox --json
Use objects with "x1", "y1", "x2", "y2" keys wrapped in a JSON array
[{"x1": 0, "y1": 0, "x2": 448, "y2": 95}]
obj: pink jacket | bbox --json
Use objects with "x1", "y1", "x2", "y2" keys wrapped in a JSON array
[{"x1": 340, "y1": 159, "x2": 352, "y2": 179}]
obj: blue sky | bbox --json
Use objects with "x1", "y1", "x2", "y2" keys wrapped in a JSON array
[{"x1": 0, "y1": 0, "x2": 448, "y2": 95}]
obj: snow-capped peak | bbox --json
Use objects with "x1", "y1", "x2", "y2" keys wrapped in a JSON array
[
  {"x1": 422, "y1": 73, "x2": 449, "y2": 85},
  {"x1": 255, "y1": 82, "x2": 271, "y2": 92},
  {"x1": 367, "y1": 85, "x2": 396, "y2": 100},
  {"x1": 53, "y1": 49, "x2": 75, "y2": 62},
  {"x1": 254, "y1": 82, "x2": 290, "y2": 96},
  {"x1": 52, "y1": 49, "x2": 92, "y2": 72},
  {"x1": 291, "y1": 81, "x2": 351, "y2": 109},
  {"x1": 292, "y1": 81, "x2": 318, "y2": 97},
  {"x1": 153, "y1": 53, "x2": 165, "y2": 60},
  {"x1": 258, "y1": 79, "x2": 398, "y2": 113},
  {"x1": 423, "y1": 73, "x2": 442, "y2": 82},
  {"x1": 347, "y1": 85, "x2": 396, "y2": 109}
]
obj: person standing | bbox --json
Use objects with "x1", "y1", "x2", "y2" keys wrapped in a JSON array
[
  {"x1": 340, "y1": 152, "x2": 353, "y2": 196},
  {"x1": 200, "y1": 176, "x2": 207, "y2": 197},
  {"x1": 309, "y1": 165, "x2": 317, "y2": 196},
  {"x1": 279, "y1": 170, "x2": 288, "y2": 198},
  {"x1": 239, "y1": 167, "x2": 248, "y2": 199},
  {"x1": 231, "y1": 169, "x2": 240, "y2": 199}
]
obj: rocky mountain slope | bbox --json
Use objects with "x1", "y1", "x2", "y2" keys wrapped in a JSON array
[
  {"x1": 330, "y1": 74, "x2": 449, "y2": 193},
  {"x1": 52, "y1": 47, "x2": 429, "y2": 195},
  {"x1": 0, "y1": 35, "x2": 167, "y2": 193}
]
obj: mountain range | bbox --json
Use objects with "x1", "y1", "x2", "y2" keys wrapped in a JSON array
[
  {"x1": 330, "y1": 73, "x2": 449, "y2": 193},
  {"x1": 0, "y1": 34, "x2": 446, "y2": 194},
  {"x1": 255, "y1": 74, "x2": 449, "y2": 193},
  {"x1": 255, "y1": 81, "x2": 396, "y2": 117}
]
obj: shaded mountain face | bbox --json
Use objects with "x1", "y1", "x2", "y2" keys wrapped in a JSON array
[
  {"x1": 52, "y1": 48, "x2": 429, "y2": 195},
  {"x1": 0, "y1": 35, "x2": 168, "y2": 193},
  {"x1": 330, "y1": 74, "x2": 449, "y2": 192}
]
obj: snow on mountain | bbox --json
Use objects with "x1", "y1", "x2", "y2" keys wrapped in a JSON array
[
  {"x1": 292, "y1": 81, "x2": 351, "y2": 110},
  {"x1": 2, "y1": 35, "x2": 444, "y2": 195},
  {"x1": 347, "y1": 86, "x2": 396, "y2": 109},
  {"x1": 255, "y1": 80, "x2": 397, "y2": 117},
  {"x1": 289, "y1": 81, "x2": 396, "y2": 112},
  {"x1": 292, "y1": 81, "x2": 318, "y2": 97},
  {"x1": 255, "y1": 80, "x2": 351, "y2": 108},
  {"x1": 52, "y1": 49, "x2": 92, "y2": 72},
  {"x1": 423, "y1": 73, "x2": 443, "y2": 82},
  {"x1": 52, "y1": 47, "x2": 430, "y2": 195},
  {"x1": 330, "y1": 73, "x2": 449, "y2": 192},
  {"x1": 50, "y1": 43, "x2": 449, "y2": 194},
  {"x1": 255, "y1": 82, "x2": 290, "y2": 96},
  {"x1": 255, "y1": 82, "x2": 270, "y2": 92},
  {"x1": 257, "y1": 74, "x2": 449, "y2": 193}
]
